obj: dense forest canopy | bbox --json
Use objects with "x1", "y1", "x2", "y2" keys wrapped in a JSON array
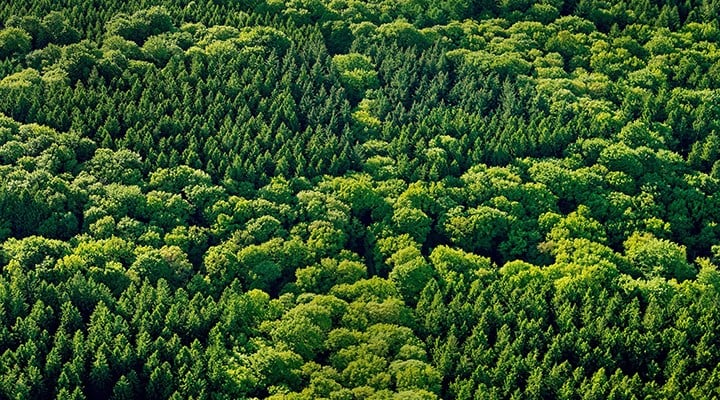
[{"x1": 1, "y1": 0, "x2": 720, "y2": 399}]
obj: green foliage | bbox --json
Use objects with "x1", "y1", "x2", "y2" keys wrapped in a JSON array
[
  {"x1": 624, "y1": 232, "x2": 696, "y2": 280},
  {"x1": 42, "y1": 11, "x2": 80, "y2": 46},
  {"x1": 333, "y1": 52, "x2": 379, "y2": 103},
  {"x1": 0, "y1": 0, "x2": 719, "y2": 398},
  {"x1": 106, "y1": 7, "x2": 174, "y2": 44},
  {"x1": 0, "y1": 27, "x2": 31, "y2": 58}
]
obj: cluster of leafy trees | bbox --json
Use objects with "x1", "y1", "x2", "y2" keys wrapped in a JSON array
[{"x1": 1, "y1": 0, "x2": 720, "y2": 398}]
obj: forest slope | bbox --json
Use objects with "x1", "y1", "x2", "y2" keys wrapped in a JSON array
[{"x1": 1, "y1": 0, "x2": 720, "y2": 399}]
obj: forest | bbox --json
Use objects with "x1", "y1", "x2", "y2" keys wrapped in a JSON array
[{"x1": 1, "y1": 0, "x2": 720, "y2": 398}]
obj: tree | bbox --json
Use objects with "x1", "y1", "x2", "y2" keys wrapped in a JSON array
[
  {"x1": 59, "y1": 41, "x2": 102, "y2": 83},
  {"x1": 42, "y1": 11, "x2": 81, "y2": 45},
  {"x1": 388, "y1": 246, "x2": 434, "y2": 305},
  {"x1": 129, "y1": 246, "x2": 193, "y2": 286},
  {"x1": 332, "y1": 53, "x2": 379, "y2": 103},
  {"x1": 296, "y1": 258, "x2": 366, "y2": 294},
  {"x1": 441, "y1": 205, "x2": 510, "y2": 255},
  {"x1": 88, "y1": 348, "x2": 111, "y2": 398},
  {"x1": 341, "y1": 353, "x2": 390, "y2": 389},
  {"x1": 0, "y1": 28, "x2": 31, "y2": 59},
  {"x1": 146, "y1": 191, "x2": 192, "y2": 231},
  {"x1": 232, "y1": 344, "x2": 304, "y2": 395},
  {"x1": 142, "y1": 35, "x2": 181, "y2": 66},
  {"x1": 377, "y1": 19, "x2": 429, "y2": 48},
  {"x1": 149, "y1": 165, "x2": 213, "y2": 193},
  {"x1": 85, "y1": 149, "x2": 143, "y2": 185},
  {"x1": 106, "y1": 7, "x2": 174, "y2": 44},
  {"x1": 147, "y1": 361, "x2": 175, "y2": 399},
  {"x1": 390, "y1": 360, "x2": 442, "y2": 394},
  {"x1": 624, "y1": 232, "x2": 696, "y2": 280},
  {"x1": 545, "y1": 205, "x2": 608, "y2": 245},
  {"x1": 110, "y1": 375, "x2": 136, "y2": 400},
  {"x1": 268, "y1": 310, "x2": 329, "y2": 360},
  {"x1": 5, "y1": 15, "x2": 47, "y2": 48},
  {"x1": 429, "y1": 245, "x2": 492, "y2": 280},
  {"x1": 392, "y1": 207, "x2": 432, "y2": 244}
]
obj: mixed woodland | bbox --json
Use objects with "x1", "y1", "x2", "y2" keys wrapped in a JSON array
[{"x1": 2, "y1": 0, "x2": 720, "y2": 398}]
